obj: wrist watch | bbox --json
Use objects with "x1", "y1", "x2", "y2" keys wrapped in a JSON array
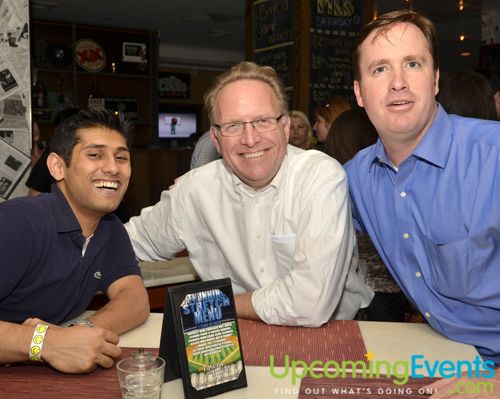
[{"x1": 68, "y1": 319, "x2": 96, "y2": 328}]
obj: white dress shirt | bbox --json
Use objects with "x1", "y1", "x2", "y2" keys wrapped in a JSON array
[{"x1": 126, "y1": 145, "x2": 373, "y2": 326}]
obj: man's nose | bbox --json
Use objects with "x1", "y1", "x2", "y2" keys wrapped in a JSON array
[
  {"x1": 240, "y1": 122, "x2": 260, "y2": 146},
  {"x1": 390, "y1": 67, "x2": 408, "y2": 91},
  {"x1": 102, "y1": 155, "x2": 119, "y2": 174}
]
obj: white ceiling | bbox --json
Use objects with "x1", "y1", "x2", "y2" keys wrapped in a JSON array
[{"x1": 30, "y1": 0, "x2": 499, "y2": 70}]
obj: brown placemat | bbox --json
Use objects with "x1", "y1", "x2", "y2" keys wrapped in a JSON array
[
  {"x1": 299, "y1": 374, "x2": 438, "y2": 399},
  {"x1": 0, "y1": 347, "x2": 157, "y2": 399},
  {"x1": 238, "y1": 319, "x2": 367, "y2": 367}
]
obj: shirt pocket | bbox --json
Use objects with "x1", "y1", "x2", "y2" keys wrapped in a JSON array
[
  {"x1": 424, "y1": 235, "x2": 473, "y2": 300},
  {"x1": 271, "y1": 233, "x2": 296, "y2": 277}
]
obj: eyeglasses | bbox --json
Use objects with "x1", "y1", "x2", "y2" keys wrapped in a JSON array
[{"x1": 214, "y1": 114, "x2": 284, "y2": 137}]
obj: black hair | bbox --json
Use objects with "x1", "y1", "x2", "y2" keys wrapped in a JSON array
[
  {"x1": 50, "y1": 109, "x2": 133, "y2": 166},
  {"x1": 54, "y1": 107, "x2": 80, "y2": 127}
]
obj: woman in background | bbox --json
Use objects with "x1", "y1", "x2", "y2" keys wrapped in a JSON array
[
  {"x1": 312, "y1": 97, "x2": 351, "y2": 151},
  {"x1": 324, "y1": 107, "x2": 378, "y2": 164},
  {"x1": 289, "y1": 110, "x2": 313, "y2": 150}
]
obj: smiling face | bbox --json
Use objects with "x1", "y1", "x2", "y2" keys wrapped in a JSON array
[
  {"x1": 210, "y1": 79, "x2": 289, "y2": 190},
  {"x1": 354, "y1": 22, "x2": 439, "y2": 155},
  {"x1": 289, "y1": 116, "x2": 310, "y2": 149},
  {"x1": 49, "y1": 126, "x2": 131, "y2": 227}
]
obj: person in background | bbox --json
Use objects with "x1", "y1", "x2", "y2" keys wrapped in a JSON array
[
  {"x1": 31, "y1": 120, "x2": 44, "y2": 166},
  {"x1": 325, "y1": 107, "x2": 408, "y2": 322},
  {"x1": 477, "y1": 68, "x2": 500, "y2": 120},
  {"x1": 0, "y1": 109, "x2": 149, "y2": 373},
  {"x1": 126, "y1": 61, "x2": 372, "y2": 327},
  {"x1": 345, "y1": 10, "x2": 500, "y2": 396},
  {"x1": 26, "y1": 108, "x2": 80, "y2": 196},
  {"x1": 438, "y1": 70, "x2": 497, "y2": 120},
  {"x1": 288, "y1": 110, "x2": 314, "y2": 150},
  {"x1": 312, "y1": 97, "x2": 351, "y2": 151},
  {"x1": 190, "y1": 130, "x2": 220, "y2": 169},
  {"x1": 324, "y1": 107, "x2": 378, "y2": 165}
]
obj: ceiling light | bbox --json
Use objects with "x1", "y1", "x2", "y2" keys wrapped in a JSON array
[
  {"x1": 459, "y1": 35, "x2": 465, "y2": 41},
  {"x1": 460, "y1": 51, "x2": 471, "y2": 57}
]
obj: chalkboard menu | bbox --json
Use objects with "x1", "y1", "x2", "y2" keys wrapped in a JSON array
[
  {"x1": 309, "y1": 0, "x2": 363, "y2": 109},
  {"x1": 253, "y1": 0, "x2": 294, "y2": 93}
]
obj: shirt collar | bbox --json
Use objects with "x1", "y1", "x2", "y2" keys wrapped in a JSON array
[
  {"x1": 369, "y1": 103, "x2": 451, "y2": 171},
  {"x1": 368, "y1": 139, "x2": 393, "y2": 172},
  {"x1": 412, "y1": 104, "x2": 451, "y2": 169},
  {"x1": 50, "y1": 185, "x2": 82, "y2": 234}
]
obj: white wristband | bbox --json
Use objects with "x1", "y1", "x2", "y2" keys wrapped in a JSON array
[{"x1": 29, "y1": 323, "x2": 49, "y2": 362}]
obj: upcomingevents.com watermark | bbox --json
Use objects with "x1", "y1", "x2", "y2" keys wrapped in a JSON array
[{"x1": 268, "y1": 353, "x2": 496, "y2": 396}]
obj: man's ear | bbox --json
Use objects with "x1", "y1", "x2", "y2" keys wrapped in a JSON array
[
  {"x1": 434, "y1": 69, "x2": 440, "y2": 96},
  {"x1": 47, "y1": 153, "x2": 66, "y2": 182},
  {"x1": 210, "y1": 127, "x2": 222, "y2": 154},
  {"x1": 282, "y1": 113, "x2": 291, "y2": 142},
  {"x1": 354, "y1": 80, "x2": 364, "y2": 108}
]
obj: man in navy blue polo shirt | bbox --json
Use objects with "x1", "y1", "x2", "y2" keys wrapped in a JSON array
[{"x1": 0, "y1": 110, "x2": 149, "y2": 373}]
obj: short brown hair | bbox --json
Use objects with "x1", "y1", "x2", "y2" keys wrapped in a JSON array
[
  {"x1": 352, "y1": 10, "x2": 439, "y2": 81},
  {"x1": 203, "y1": 61, "x2": 288, "y2": 124}
]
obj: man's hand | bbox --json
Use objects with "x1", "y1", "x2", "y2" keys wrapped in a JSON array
[
  {"x1": 41, "y1": 324, "x2": 121, "y2": 374},
  {"x1": 426, "y1": 369, "x2": 499, "y2": 399}
]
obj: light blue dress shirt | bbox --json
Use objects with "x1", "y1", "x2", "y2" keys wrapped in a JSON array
[{"x1": 345, "y1": 104, "x2": 500, "y2": 364}]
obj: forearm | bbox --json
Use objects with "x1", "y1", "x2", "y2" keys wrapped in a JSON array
[
  {"x1": 235, "y1": 293, "x2": 260, "y2": 321},
  {"x1": 91, "y1": 277, "x2": 149, "y2": 335},
  {"x1": 0, "y1": 321, "x2": 35, "y2": 363}
]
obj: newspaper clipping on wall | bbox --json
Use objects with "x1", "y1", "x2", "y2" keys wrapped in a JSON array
[
  {"x1": 0, "y1": 0, "x2": 31, "y2": 200},
  {"x1": 0, "y1": 136, "x2": 30, "y2": 198}
]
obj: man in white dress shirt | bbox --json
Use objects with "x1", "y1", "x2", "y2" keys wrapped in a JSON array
[{"x1": 126, "y1": 62, "x2": 372, "y2": 326}]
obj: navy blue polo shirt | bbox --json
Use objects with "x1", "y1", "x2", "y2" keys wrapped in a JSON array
[{"x1": 0, "y1": 186, "x2": 141, "y2": 324}]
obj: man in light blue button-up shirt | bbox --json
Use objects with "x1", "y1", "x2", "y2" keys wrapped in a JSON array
[{"x1": 345, "y1": 9, "x2": 500, "y2": 391}]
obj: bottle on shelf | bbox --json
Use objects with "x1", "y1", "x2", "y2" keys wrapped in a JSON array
[{"x1": 87, "y1": 82, "x2": 106, "y2": 111}]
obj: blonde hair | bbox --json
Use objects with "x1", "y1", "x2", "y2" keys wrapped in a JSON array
[
  {"x1": 314, "y1": 97, "x2": 352, "y2": 126},
  {"x1": 204, "y1": 61, "x2": 288, "y2": 124},
  {"x1": 289, "y1": 110, "x2": 313, "y2": 149}
]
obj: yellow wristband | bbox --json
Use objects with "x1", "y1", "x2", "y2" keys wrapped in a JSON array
[{"x1": 29, "y1": 324, "x2": 49, "y2": 362}]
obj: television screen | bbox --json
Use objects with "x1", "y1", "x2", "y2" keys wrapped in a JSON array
[{"x1": 158, "y1": 112, "x2": 197, "y2": 139}]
